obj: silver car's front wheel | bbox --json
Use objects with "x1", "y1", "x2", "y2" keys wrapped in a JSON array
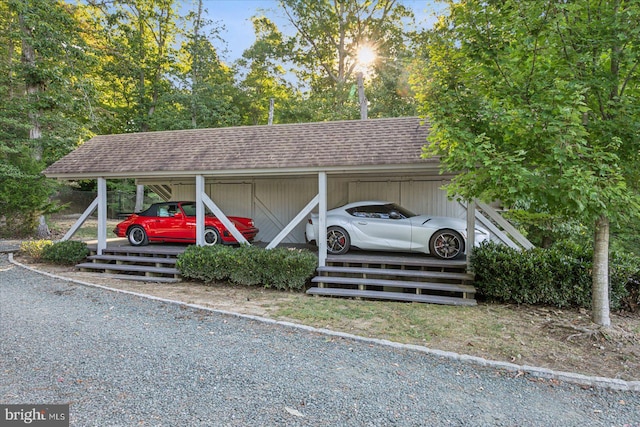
[
  {"x1": 327, "y1": 226, "x2": 350, "y2": 255},
  {"x1": 429, "y1": 229, "x2": 464, "y2": 259}
]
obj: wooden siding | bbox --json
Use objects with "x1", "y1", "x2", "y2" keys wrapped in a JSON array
[{"x1": 163, "y1": 175, "x2": 464, "y2": 244}]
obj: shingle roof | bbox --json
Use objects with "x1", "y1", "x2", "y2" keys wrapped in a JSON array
[{"x1": 43, "y1": 116, "x2": 436, "y2": 179}]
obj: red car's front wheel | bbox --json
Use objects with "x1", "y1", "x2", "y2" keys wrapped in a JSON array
[{"x1": 204, "y1": 227, "x2": 221, "y2": 245}]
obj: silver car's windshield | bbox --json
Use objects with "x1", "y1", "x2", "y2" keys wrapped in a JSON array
[
  {"x1": 346, "y1": 203, "x2": 417, "y2": 219},
  {"x1": 387, "y1": 203, "x2": 417, "y2": 218}
]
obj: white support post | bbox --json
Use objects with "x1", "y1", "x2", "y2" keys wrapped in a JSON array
[
  {"x1": 466, "y1": 199, "x2": 476, "y2": 271},
  {"x1": 266, "y1": 195, "x2": 319, "y2": 250},
  {"x1": 195, "y1": 175, "x2": 205, "y2": 246},
  {"x1": 97, "y1": 177, "x2": 107, "y2": 255},
  {"x1": 202, "y1": 193, "x2": 249, "y2": 245},
  {"x1": 135, "y1": 184, "x2": 145, "y2": 212},
  {"x1": 318, "y1": 172, "x2": 327, "y2": 267}
]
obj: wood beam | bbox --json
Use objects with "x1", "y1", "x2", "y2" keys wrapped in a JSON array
[
  {"x1": 318, "y1": 172, "x2": 327, "y2": 267},
  {"x1": 266, "y1": 195, "x2": 319, "y2": 250},
  {"x1": 97, "y1": 177, "x2": 107, "y2": 255},
  {"x1": 202, "y1": 192, "x2": 249, "y2": 245},
  {"x1": 195, "y1": 175, "x2": 205, "y2": 246}
]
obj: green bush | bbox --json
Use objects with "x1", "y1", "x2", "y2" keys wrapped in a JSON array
[
  {"x1": 176, "y1": 245, "x2": 318, "y2": 291},
  {"x1": 610, "y1": 251, "x2": 640, "y2": 312},
  {"x1": 41, "y1": 240, "x2": 89, "y2": 265},
  {"x1": 20, "y1": 239, "x2": 54, "y2": 260},
  {"x1": 471, "y1": 241, "x2": 640, "y2": 311}
]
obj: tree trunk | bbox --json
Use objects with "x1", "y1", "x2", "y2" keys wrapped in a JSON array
[
  {"x1": 191, "y1": 0, "x2": 203, "y2": 128},
  {"x1": 19, "y1": 11, "x2": 50, "y2": 238},
  {"x1": 592, "y1": 215, "x2": 611, "y2": 327}
]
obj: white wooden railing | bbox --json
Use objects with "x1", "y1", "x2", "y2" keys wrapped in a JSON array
[{"x1": 463, "y1": 200, "x2": 534, "y2": 251}]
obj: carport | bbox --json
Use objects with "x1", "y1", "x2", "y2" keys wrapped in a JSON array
[{"x1": 43, "y1": 116, "x2": 530, "y2": 269}]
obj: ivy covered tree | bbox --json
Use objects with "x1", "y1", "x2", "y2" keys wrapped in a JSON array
[
  {"x1": 1, "y1": 0, "x2": 95, "y2": 236},
  {"x1": 413, "y1": 0, "x2": 640, "y2": 326}
]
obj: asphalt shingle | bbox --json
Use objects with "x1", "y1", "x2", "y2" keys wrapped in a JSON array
[{"x1": 43, "y1": 117, "x2": 434, "y2": 178}]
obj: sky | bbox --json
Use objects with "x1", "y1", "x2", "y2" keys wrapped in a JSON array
[{"x1": 192, "y1": 0, "x2": 444, "y2": 62}]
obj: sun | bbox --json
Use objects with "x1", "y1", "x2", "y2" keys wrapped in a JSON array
[
  {"x1": 356, "y1": 44, "x2": 377, "y2": 73},
  {"x1": 357, "y1": 45, "x2": 377, "y2": 66}
]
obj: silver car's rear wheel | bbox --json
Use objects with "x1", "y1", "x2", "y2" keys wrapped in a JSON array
[
  {"x1": 327, "y1": 226, "x2": 350, "y2": 255},
  {"x1": 429, "y1": 229, "x2": 464, "y2": 259}
]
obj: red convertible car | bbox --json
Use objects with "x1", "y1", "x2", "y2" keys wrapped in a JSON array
[{"x1": 113, "y1": 201, "x2": 259, "y2": 246}]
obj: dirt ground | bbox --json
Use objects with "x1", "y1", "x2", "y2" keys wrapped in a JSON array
[{"x1": 13, "y1": 253, "x2": 640, "y2": 383}]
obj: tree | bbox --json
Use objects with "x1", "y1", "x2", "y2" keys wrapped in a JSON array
[
  {"x1": 236, "y1": 16, "x2": 296, "y2": 125},
  {"x1": 413, "y1": 0, "x2": 640, "y2": 326},
  {"x1": 170, "y1": 1, "x2": 241, "y2": 129},
  {"x1": 279, "y1": 0, "x2": 415, "y2": 120},
  {"x1": 86, "y1": 0, "x2": 180, "y2": 133},
  {"x1": 1, "y1": 0, "x2": 95, "y2": 236}
]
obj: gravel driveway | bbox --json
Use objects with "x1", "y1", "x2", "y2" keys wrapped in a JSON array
[{"x1": 1, "y1": 253, "x2": 639, "y2": 426}]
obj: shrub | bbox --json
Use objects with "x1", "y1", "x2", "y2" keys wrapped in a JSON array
[
  {"x1": 41, "y1": 240, "x2": 89, "y2": 265},
  {"x1": 20, "y1": 240, "x2": 54, "y2": 260},
  {"x1": 176, "y1": 245, "x2": 318, "y2": 291},
  {"x1": 610, "y1": 251, "x2": 640, "y2": 312},
  {"x1": 471, "y1": 241, "x2": 639, "y2": 311}
]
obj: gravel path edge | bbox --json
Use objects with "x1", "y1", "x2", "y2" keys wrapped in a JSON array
[{"x1": 8, "y1": 253, "x2": 640, "y2": 393}]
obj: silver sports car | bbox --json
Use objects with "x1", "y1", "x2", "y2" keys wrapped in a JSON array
[{"x1": 305, "y1": 201, "x2": 490, "y2": 259}]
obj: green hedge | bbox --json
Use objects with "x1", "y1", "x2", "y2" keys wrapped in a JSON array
[
  {"x1": 471, "y1": 241, "x2": 640, "y2": 311},
  {"x1": 176, "y1": 245, "x2": 318, "y2": 291},
  {"x1": 41, "y1": 240, "x2": 89, "y2": 265}
]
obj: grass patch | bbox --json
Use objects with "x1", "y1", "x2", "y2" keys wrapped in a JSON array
[
  {"x1": 47, "y1": 216, "x2": 119, "y2": 240},
  {"x1": 273, "y1": 297, "x2": 499, "y2": 345}
]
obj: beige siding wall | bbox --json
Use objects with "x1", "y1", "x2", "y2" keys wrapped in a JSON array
[
  {"x1": 164, "y1": 175, "x2": 463, "y2": 244},
  {"x1": 348, "y1": 177, "x2": 465, "y2": 219},
  {"x1": 401, "y1": 180, "x2": 466, "y2": 219}
]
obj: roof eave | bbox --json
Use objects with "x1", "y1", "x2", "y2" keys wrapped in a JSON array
[{"x1": 43, "y1": 162, "x2": 441, "y2": 181}]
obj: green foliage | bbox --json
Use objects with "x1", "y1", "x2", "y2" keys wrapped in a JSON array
[
  {"x1": 20, "y1": 240, "x2": 54, "y2": 260},
  {"x1": 471, "y1": 242, "x2": 640, "y2": 311},
  {"x1": 0, "y1": 156, "x2": 57, "y2": 237},
  {"x1": 501, "y1": 208, "x2": 588, "y2": 248},
  {"x1": 41, "y1": 240, "x2": 89, "y2": 265},
  {"x1": 610, "y1": 251, "x2": 640, "y2": 313},
  {"x1": 275, "y1": 0, "x2": 416, "y2": 121},
  {"x1": 611, "y1": 218, "x2": 640, "y2": 258},
  {"x1": 414, "y1": 0, "x2": 640, "y2": 225},
  {"x1": 176, "y1": 245, "x2": 318, "y2": 291},
  {"x1": 0, "y1": 1, "x2": 94, "y2": 237},
  {"x1": 413, "y1": 0, "x2": 640, "y2": 324}
]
